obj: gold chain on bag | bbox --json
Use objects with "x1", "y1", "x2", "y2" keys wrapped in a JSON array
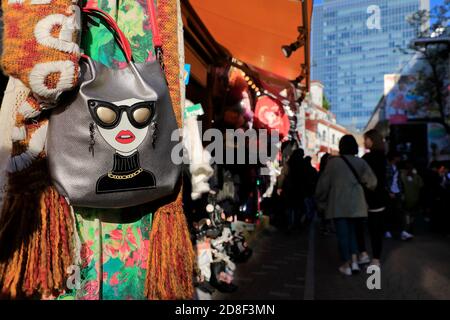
[{"x1": 108, "y1": 168, "x2": 144, "y2": 180}]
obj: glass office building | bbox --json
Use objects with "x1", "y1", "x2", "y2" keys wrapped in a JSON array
[{"x1": 311, "y1": 0, "x2": 429, "y2": 130}]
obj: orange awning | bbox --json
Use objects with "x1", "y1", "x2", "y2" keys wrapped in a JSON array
[{"x1": 189, "y1": 0, "x2": 313, "y2": 86}]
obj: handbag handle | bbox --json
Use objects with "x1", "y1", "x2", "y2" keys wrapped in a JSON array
[
  {"x1": 146, "y1": 0, "x2": 162, "y2": 48},
  {"x1": 83, "y1": 7, "x2": 133, "y2": 62},
  {"x1": 83, "y1": 1, "x2": 164, "y2": 66},
  {"x1": 145, "y1": 0, "x2": 165, "y2": 70}
]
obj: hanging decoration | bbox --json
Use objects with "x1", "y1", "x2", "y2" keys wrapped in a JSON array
[{"x1": 254, "y1": 95, "x2": 290, "y2": 139}]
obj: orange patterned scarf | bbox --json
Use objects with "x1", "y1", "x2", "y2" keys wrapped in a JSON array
[
  {"x1": 145, "y1": 0, "x2": 195, "y2": 300},
  {"x1": 0, "y1": 0, "x2": 80, "y2": 298}
]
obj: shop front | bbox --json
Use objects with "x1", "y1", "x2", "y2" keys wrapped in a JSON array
[{"x1": 180, "y1": 0, "x2": 313, "y2": 298}]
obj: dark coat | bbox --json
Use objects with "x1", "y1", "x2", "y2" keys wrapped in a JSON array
[
  {"x1": 279, "y1": 159, "x2": 307, "y2": 207},
  {"x1": 362, "y1": 151, "x2": 389, "y2": 210}
]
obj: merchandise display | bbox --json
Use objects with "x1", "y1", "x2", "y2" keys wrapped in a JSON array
[
  {"x1": 192, "y1": 191, "x2": 253, "y2": 297},
  {"x1": 47, "y1": 6, "x2": 181, "y2": 208},
  {"x1": 183, "y1": 100, "x2": 213, "y2": 201}
]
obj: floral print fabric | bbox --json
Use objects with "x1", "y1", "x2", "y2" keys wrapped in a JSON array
[
  {"x1": 82, "y1": 0, "x2": 156, "y2": 68},
  {"x1": 75, "y1": 210, "x2": 152, "y2": 300}
]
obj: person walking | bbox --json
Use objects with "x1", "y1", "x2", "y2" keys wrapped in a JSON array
[
  {"x1": 318, "y1": 153, "x2": 333, "y2": 235},
  {"x1": 315, "y1": 135, "x2": 377, "y2": 276},
  {"x1": 401, "y1": 161, "x2": 423, "y2": 234},
  {"x1": 424, "y1": 162, "x2": 446, "y2": 233},
  {"x1": 354, "y1": 130, "x2": 389, "y2": 268},
  {"x1": 303, "y1": 156, "x2": 319, "y2": 222},
  {"x1": 319, "y1": 153, "x2": 331, "y2": 176},
  {"x1": 443, "y1": 165, "x2": 450, "y2": 236},
  {"x1": 278, "y1": 148, "x2": 307, "y2": 231},
  {"x1": 386, "y1": 151, "x2": 414, "y2": 240}
]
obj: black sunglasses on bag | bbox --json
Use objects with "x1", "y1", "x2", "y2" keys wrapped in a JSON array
[{"x1": 88, "y1": 99, "x2": 155, "y2": 129}]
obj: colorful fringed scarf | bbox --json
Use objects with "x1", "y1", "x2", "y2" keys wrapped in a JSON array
[
  {"x1": 145, "y1": 0, "x2": 195, "y2": 300},
  {"x1": 0, "y1": 0, "x2": 80, "y2": 298}
]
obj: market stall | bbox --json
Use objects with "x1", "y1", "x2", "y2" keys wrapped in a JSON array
[
  {"x1": 180, "y1": 0, "x2": 313, "y2": 299},
  {"x1": 189, "y1": 0, "x2": 313, "y2": 87}
]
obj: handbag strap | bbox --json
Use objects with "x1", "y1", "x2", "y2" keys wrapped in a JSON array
[
  {"x1": 145, "y1": 0, "x2": 165, "y2": 70},
  {"x1": 340, "y1": 156, "x2": 366, "y2": 191},
  {"x1": 83, "y1": 1, "x2": 164, "y2": 67},
  {"x1": 83, "y1": 7, "x2": 133, "y2": 62},
  {"x1": 146, "y1": 0, "x2": 162, "y2": 48}
]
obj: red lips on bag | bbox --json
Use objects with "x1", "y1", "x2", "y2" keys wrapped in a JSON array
[{"x1": 115, "y1": 130, "x2": 136, "y2": 144}]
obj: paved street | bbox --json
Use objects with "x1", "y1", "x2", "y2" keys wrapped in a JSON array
[
  {"x1": 213, "y1": 217, "x2": 450, "y2": 300},
  {"x1": 314, "y1": 220, "x2": 450, "y2": 300},
  {"x1": 213, "y1": 227, "x2": 309, "y2": 300}
]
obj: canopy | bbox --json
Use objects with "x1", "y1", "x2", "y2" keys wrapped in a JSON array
[{"x1": 189, "y1": 0, "x2": 313, "y2": 87}]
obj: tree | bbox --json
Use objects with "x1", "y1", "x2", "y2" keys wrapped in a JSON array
[
  {"x1": 396, "y1": 1, "x2": 450, "y2": 133},
  {"x1": 323, "y1": 94, "x2": 331, "y2": 111}
]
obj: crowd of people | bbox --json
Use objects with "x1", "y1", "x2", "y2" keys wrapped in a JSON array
[
  {"x1": 275, "y1": 129, "x2": 450, "y2": 276},
  {"x1": 276, "y1": 148, "x2": 318, "y2": 231}
]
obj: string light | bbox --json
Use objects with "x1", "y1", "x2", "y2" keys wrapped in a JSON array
[{"x1": 240, "y1": 70, "x2": 261, "y2": 94}]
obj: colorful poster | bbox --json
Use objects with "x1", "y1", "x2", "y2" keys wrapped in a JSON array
[
  {"x1": 385, "y1": 73, "x2": 449, "y2": 124},
  {"x1": 428, "y1": 122, "x2": 450, "y2": 162},
  {"x1": 385, "y1": 74, "x2": 423, "y2": 124}
]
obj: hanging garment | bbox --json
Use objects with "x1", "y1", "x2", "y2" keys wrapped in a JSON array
[
  {"x1": 0, "y1": 0, "x2": 80, "y2": 298},
  {"x1": 217, "y1": 170, "x2": 237, "y2": 203},
  {"x1": 67, "y1": 209, "x2": 153, "y2": 300},
  {"x1": 0, "y1": 78, "x2": 23, "y2": 212},
  {"x1": 1, "y1": 0, "x2": 80, "y2": 102},
  {"x1": 262, "y1": 160, "x2": 281, "y2": 198},
  {"x1": 182, "y1": 100, "x2": 213, "y2": 200},
  {"x1": 196, "y1": 240, "x2": 213, "y2": 282}
]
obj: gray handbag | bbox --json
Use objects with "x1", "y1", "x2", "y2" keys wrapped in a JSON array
[{"x1": 47, "y1": 6, "x2": 181, "y2": 208}]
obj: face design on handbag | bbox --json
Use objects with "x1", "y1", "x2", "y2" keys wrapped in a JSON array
[
  {"x1": 88, "y1": 98, "x2": 157, "y2": 194},
  {"x1": 88, "y1": 98, "x2": 155, "y2": 153}
]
